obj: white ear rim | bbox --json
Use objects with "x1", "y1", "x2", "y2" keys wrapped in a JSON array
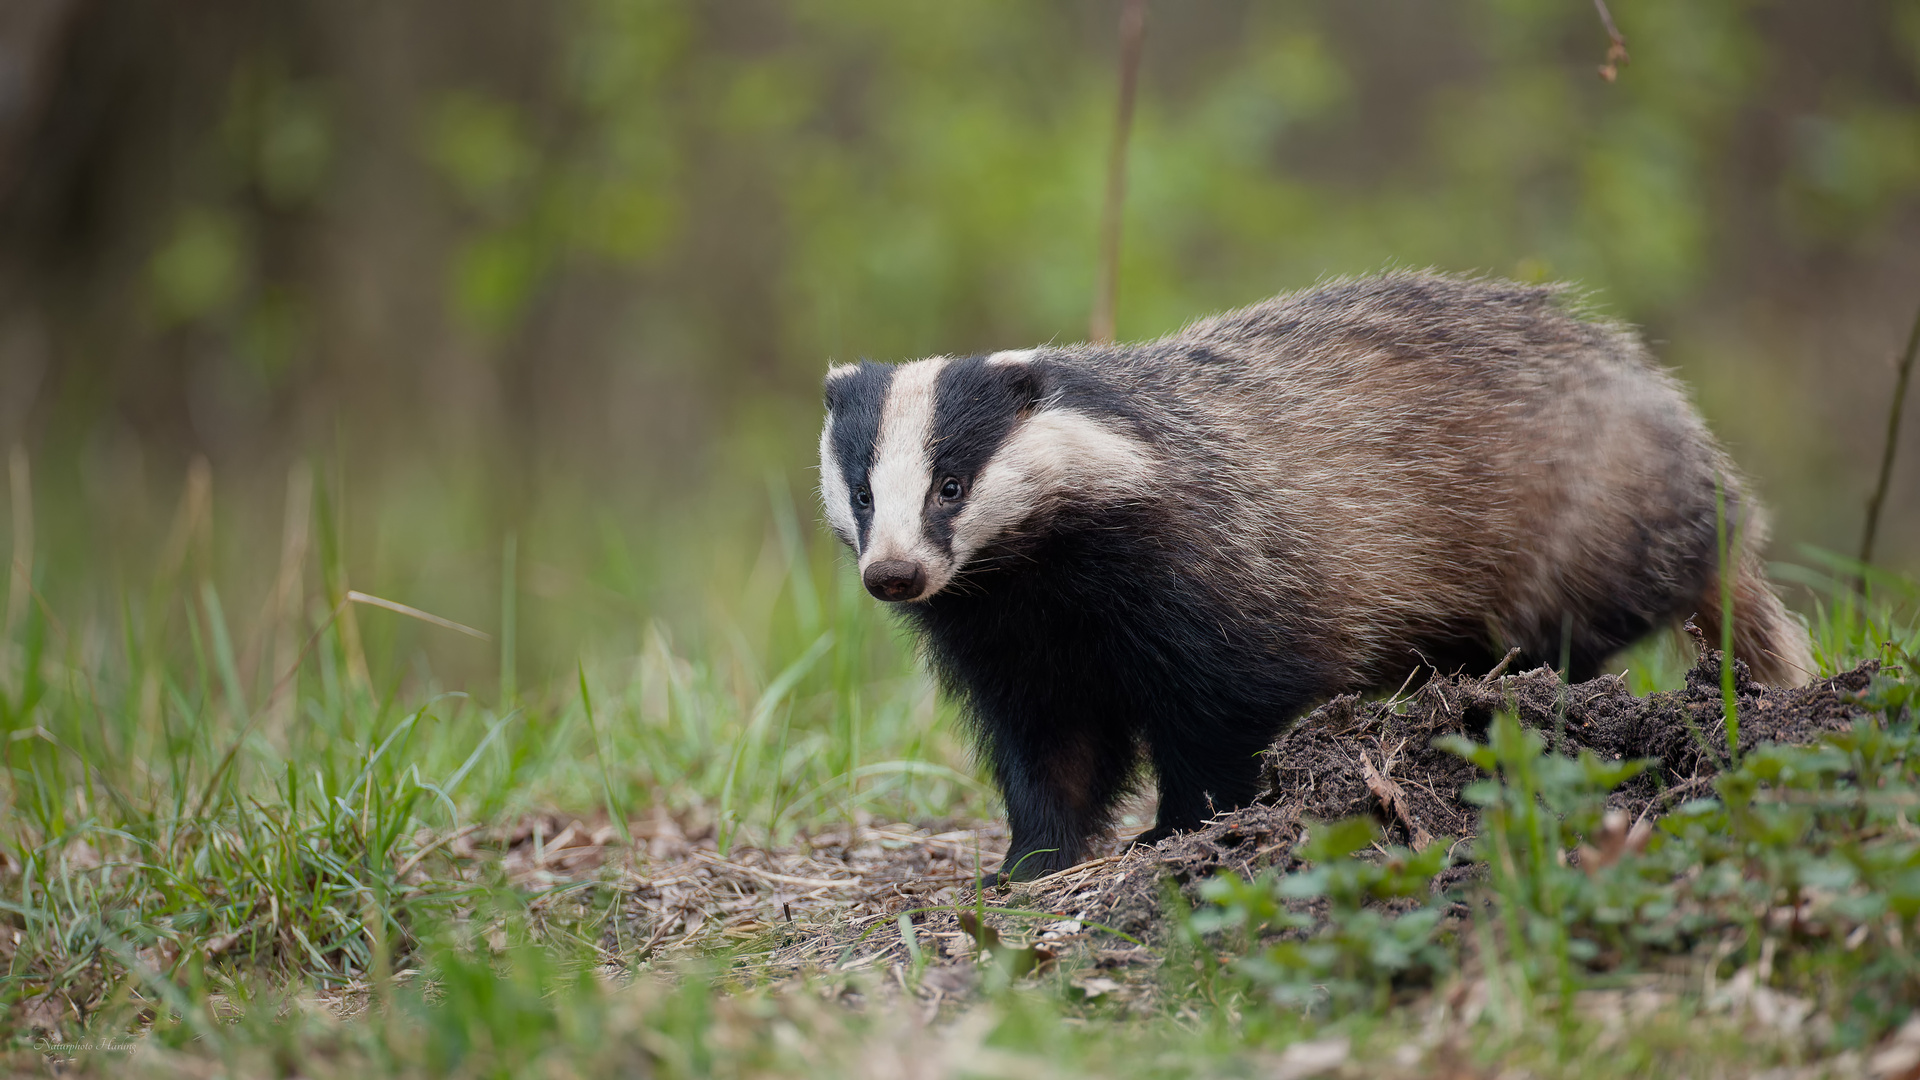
[{"x1": 817, "y1": 415, "x2": 858, "y2": 549}]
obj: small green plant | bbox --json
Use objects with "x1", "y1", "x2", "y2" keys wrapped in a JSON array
[
  {"x1": 1187, "y1": 816, "x2": 1454, "y2": 1011},
  {"x1": 1422, "y1": 685, "x2": 1920, "y2": 1044},
  {"x1": 1436, "y1": 713, "x2": 1653, "y2": 999},
  {"x1": 1181, "y1": 648, "x2": 1920, "y2": 1031},
  {"x1": 1655, "y1": 717, "x2": 1920, "y2": 1042}
]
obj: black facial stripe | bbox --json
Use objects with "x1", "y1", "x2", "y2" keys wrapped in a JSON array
[
  {"x1": 924, "y1": 355, "x2": 1041, "y2": 548},
  {"x1": 826, "y1": 362, "x2": 895, "y2": 550}
]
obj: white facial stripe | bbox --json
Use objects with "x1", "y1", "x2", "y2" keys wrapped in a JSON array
[
  {"x1": 817, "y1": 414, "x2": 857, "y2": 548},
  {"x1": 951, "y1": 409, "x2": 1154, "y2": 564},
  {"x1": 862, "y1": 357, "x2": 949, "y2": 577},
  {"x1": 825, "y1": 362, "x2": 859, "y2": 380},
  {"x1": 985, "y1": 349, "x2": 1035, "y2": 366}
]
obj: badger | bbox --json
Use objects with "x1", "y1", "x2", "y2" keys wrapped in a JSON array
[{"x1": 818, "y1": 271, "x2": 1813, "y2": 882}]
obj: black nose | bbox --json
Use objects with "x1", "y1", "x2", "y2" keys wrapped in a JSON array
[{"x1": 863, "y1": 560, "x2": 927, "y2": 602}]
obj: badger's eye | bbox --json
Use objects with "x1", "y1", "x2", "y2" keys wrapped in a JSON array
[
  {"x1": 938, "y1": 477, "x2": 965, "y2": 501},
  {"x1": 854, "y1": 485, "x2": 872, "y2": 509}
]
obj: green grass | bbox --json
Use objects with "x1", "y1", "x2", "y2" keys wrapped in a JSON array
[
  {"x1": 0, "y1": 470, "x2": 984, "y2": 1056},
  {"x1": 2, "y1": 462, "x2": 1918, "y2": 1078}
]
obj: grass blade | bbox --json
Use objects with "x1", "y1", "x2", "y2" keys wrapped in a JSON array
[
  {"x1": 347, "y1": 590, "x2": 491, "y2": 641},
  {"x1": 579, "y1": 662, "x2": 632, "y2": 848},
  {"x1": 717, "y1": 630, "x2": 834, "y2": 855}
]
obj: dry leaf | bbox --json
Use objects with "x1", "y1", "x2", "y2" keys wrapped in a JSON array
[
  {"x1": 1870, "y1": 1016, "x2": 1920, "y2": 1080},
  {"x1": 1270, "y1": 1036, "x2": 1350, "y2": 1080},
  {"x1": 1578, "y1": 810, "x2": 1651, "y2": 875}
]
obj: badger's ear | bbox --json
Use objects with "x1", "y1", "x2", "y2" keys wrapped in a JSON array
[
  {"x1": 984, "y1": 352, "x2": 1049, "y2": 414},
  {"x1": 823, "y1": 362, "x2": 861, "y2": 409}
]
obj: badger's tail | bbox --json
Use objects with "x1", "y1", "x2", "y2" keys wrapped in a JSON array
[{"x1": 1693, "y1": 550, "x2": 1816, "y2": 687}]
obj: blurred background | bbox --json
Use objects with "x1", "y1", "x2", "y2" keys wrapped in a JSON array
[{"x1": 0, "y1": 0, "x2": 1916, "y2": 694}]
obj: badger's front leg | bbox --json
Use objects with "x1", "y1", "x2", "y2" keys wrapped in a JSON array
[
  {"x1": 1135, "y1": 714, "x2": 1270, "y2": 847},
  {"x1": 981, "y1": 708, "x2": 1137, "y2": 883}
]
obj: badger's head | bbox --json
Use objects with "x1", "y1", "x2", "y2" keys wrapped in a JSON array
[{"x1": 818, "y1": 351, "x2": 1153, "y2": 603}]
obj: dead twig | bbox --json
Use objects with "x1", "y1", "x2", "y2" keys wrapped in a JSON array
[
  {"x1": 690, "y1": 849, "x2": 866, "y2": 890},
  {"x1": 1017, "y1": 853, "x2": 1127, "y2": 889},
  {"x1": 1485, "y1": 647, "x2": 1524, "y2": 682},
  {"x1": 396, "y1": 823, "x2": 483, "y2": 879}
]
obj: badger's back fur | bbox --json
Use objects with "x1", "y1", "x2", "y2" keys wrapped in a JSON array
[{"x1": 820, "y1": 271, "x2": 1812, "y2": 880}]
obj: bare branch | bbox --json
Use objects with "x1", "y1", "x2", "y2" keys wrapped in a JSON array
[
  {"x1": 1856, "y1": 300, "x2": 1920, "y2": 592},
  {"x1": 1593, "y1": 0, "x2": 1630, "y2": 82},
  {"x1": 1090, "y1": 0, "x2": 1147, "y2": 344}
]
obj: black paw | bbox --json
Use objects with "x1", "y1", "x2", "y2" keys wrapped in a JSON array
[{"x1": 996, "y1": 846, "x2": 1075, "y2": 883}]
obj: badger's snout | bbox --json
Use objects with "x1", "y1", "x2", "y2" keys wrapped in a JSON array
[{"x1": 862, "y1": 560, "x2": 927, "y2": 602}]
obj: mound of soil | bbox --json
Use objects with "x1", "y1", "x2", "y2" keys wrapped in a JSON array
[
  {"x1": 1259, "y1": 635, "x2": 1877, "y2": 850},
  {"x1": 1006, "y1": 635, "x2": 1880, "y2": 953}
]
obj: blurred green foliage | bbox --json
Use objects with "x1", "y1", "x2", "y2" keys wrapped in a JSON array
[
  {"x1": 0, "y1": 0, "x2": 1916, "y2": 688},
  {"x1": 147, "y1": 210, "x2": 247, "y2": 327}
]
